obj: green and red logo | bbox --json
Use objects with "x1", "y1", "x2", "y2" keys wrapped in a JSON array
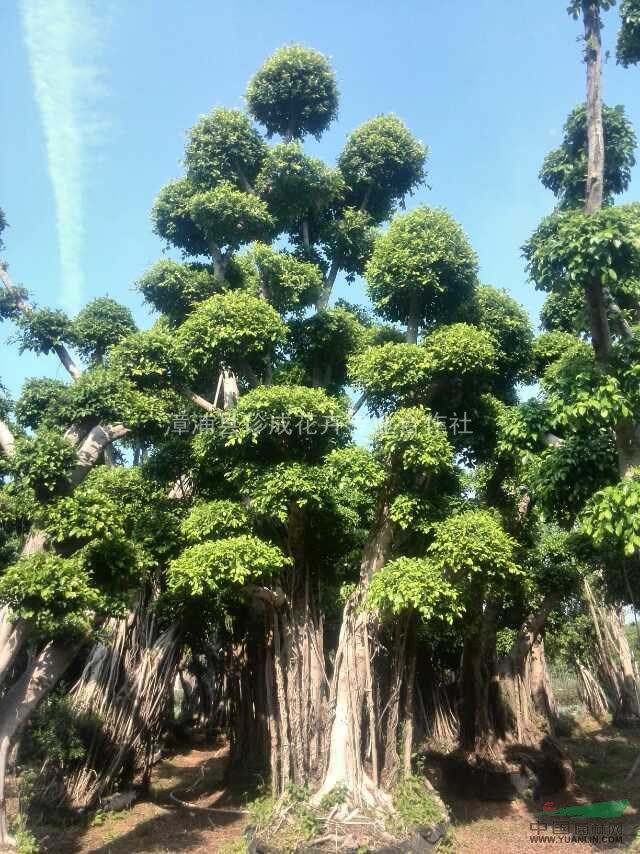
[{"x1": 536, "y1": 800, "x2": 629, "y2": 819}]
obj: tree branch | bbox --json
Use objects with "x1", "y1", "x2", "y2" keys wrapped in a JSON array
[
  {"x1": 0, "y1": 266, "x2": 82, "y2": 381},
  {"x1": 0, "y1": 420, "x2": 15, "y2": 459},
  {"x1": 245, "y1": 585, "x2": 288, "y2": 608},
  {"x1": 541, "y1": 431, "x2": 564, "y2": 448},
  {"x1": 317, "y1": 256, "x2": 341, "y2": 311},
  {"x1": 350, "y1": 391, "x2": 368, "y2": 419},
  {"x1": 71, "y1": 423, "x2": 130, "y2": 486},
  {"x1": 177, "y1": 384, "x2": 215, "y2": 412}
]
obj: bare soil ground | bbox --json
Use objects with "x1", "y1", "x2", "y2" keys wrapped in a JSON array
[
  {"x1": 21, "y1": 712, "x2": 640, "y2": 853},
  {"x1": 432, "y1": 713, "x2": 640, "y2": 853},
  {"x1": 35, "y1": 742, "x2": 248, "y2": 854}
]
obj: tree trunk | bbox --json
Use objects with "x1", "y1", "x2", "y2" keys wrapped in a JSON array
[
  {"x1": 0, "y1": 640, "x2": 81, "y2": 847},
  {"x1": 583, "y1": 0, "x2": 605, "y2": 216},
  {"x1": 313, "y1": 501, "x2": 394, "y2": 809},
  {"x1": 406, "y1": 297, "x2": 419, "y2": 345}
]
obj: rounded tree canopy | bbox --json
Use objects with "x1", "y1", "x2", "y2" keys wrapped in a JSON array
[
  {"x1": 247, "y1": 243, "x2": 324, "y2": 314},
  {"x1": 366, "y1": 206, "x2": 478, "y2": 331},
  {"x1": 136, "y1": 259, "x2": 221, "y2": 324},
  {"x1": 176, "y1": 290, "x2": 287, "y2": 380},
  {"x1": 229, "y1": 384, "x2": 349, "y2": 460},
  {"x1": 71, "y1": 297, "x2": 136, "y2": 364},
  {"x1": 255, "y1": 142, "x2": 344, "y2": 232},
  {"x1": 473, "y1": 285, "x2": 534, "y2": 387},
  {"x1": 246, "y1": 45, "x2": 339, "y2": 140},
  {"x1": 151, "y1": 177, "x2": 209, "y2": 257},
  {"x1": 338, "y1": 115, "x2": 427, "y2": 221},
  {"x1": 349, "y1": 342, "x2": 431, "y2": 415},
  {"x1": 524, "y1": 204, "x2": 640, "y2": 296},
  {"x1": 188, "y1": 182, "x2": 275, "y2": 251},
  {"x1": 372, "y1": 406, "x2": 454, "y2": 477},
  {"x1": 184, "y1": 107, "x2": 267, "y2": 191}
]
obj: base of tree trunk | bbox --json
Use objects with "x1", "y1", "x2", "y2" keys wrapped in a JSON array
[
  {"x1": 439, "y1": 737, "x2": 573, "y2": 801},
  {"x1": 247, "y1": 813, "x2": 449, "y2": 853}
]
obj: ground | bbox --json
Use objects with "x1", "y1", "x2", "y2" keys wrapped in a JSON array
[
  {"x1": 22, "y1": 713, "x2": 640, "y2": 853},
  {"x1": 33, "y1": 741, "x2": 248, "y2": 854}
]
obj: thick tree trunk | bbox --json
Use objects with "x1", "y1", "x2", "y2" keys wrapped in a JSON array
[
  {"x1": 0, "y1": 640, "x2": 80, "y2": 847},
  {"x1": 313, "y1": 502, "x2": 394, "y2": 809}
]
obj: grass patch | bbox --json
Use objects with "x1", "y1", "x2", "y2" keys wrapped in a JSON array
[{"x1": 386, "y1": 774, "x2": 443, "y2": 838}]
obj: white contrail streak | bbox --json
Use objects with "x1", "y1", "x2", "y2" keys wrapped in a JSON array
[{"x1": 21, "y1": 0, "x2": 110, "y2": 312}]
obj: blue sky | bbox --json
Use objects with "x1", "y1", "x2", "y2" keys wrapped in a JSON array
[{"x1": 1, "y1": 0, "x2": 639, "y2": 401}]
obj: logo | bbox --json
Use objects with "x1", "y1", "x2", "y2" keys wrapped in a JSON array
[{"x1": 535, "y1": 800, "x2": 629, "y2": 819}]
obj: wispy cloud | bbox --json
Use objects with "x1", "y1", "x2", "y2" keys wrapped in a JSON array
[{"x1": 21, "y1": 0, "x2": 111, "y2": 312}]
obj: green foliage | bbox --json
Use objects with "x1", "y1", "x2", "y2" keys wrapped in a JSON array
[
  {"x1": 70, "y1": 298, "x2": 136, "y2": 363},
  {"x1": 338, "y1": 116, "x2": 427, "y2": 221},
  {"x1": 366, "y1": 207, "x2": 478, "y2": 330},
  {"x1": 246, "y1": 45, "x2": 338, "y2": 140},
  {"x1": 473, "y1": 285, "x2": 534, "y2": 386},
  {"x1": 107, "y1": 326, "x2": 183, "y2": 390},
  {"x1": 229, "y1": 385, "x2": 349, "y2": 459},
  {"x1": 167, "y1": 535, "x2": 288, "y2": 604},
  {"x1": 364, "y1": 556, "x2": 460, "y2": 623},
  {"x1": 185, "y1": 107, "x2": 266, "y2": 191},
  {"x1": 255, "y1": 143, "x2": 343, "y2": 231},
  {"x1": 387, "y1": 775, "x2": 443, "y2": 838},
  {"x1": 524, "y1": 204, "x2": 640, "y2": 295},
  {"x1": 181, "y1": 499, "x2": 250, "y2": 543},
  {"x1": 617, "y1": 0, "x2": 640, "y2": 66},
  {"x1": 151, "y1": 177, "x2": 209, "y2": 257},
  {"x1": 0, "y1": 284, "x2": 28, "y2": 321},
  {"x1": 288, "y1": 307, "x2": 366, "y2": 390},
  {"x1": 248, "y1": 243, "x2": 323, "y2": 313},
  {"x1": 582, "y1": 476, "x2": 640, "y2": 555},
  {"x1": 14, "y1": 308, "x2": 71, "y2": 355},
  {"x1": 426, "y1": 510, "x2": 520, "y2": 596},
  {"x1": 319, "y1": 207, "x2": 378, "y2": 279},
  {"x1": 349, "y1": 342, "x2": 430, "y2": 415},
  {"x1": 540, "y1": 104, "x2": 636, "y2": 208},
  {"x1": 372, "y1": 407, "x2": 453, "y2": 476},
  {"x1": 21, "y1": 689, "x2": 89, "y2": 767},
  {"x1": 0, "y1": 552, "x2": 99, "y2": 638},
  {"x1": 188, "y1": 181, "x2": 275, "y2": 250},
  {"x1": 423, "y1": 322, "x2": 496, "y2": 381},
  {"x1": 12, "y1": 431, "x2": 76, "y2": 500},
  {"x1": 15, "y1": 378, "x2": 70, "y2": 430},
  {"x1": 531, "y1": 435, "x2": 618, "y2": 524},
  {"x1": 318, "y1": 783, "x2": 348, "y2": 811},
  {"x1": 136, "y1": 259, "x2": 220, "y2": 323},
  {"x1": 177, "y1": 291, "x2": 286, "y2": 379}
]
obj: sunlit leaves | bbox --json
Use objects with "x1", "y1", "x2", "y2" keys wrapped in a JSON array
[
  {"x1": 366, "y1": 207, "x2": 478, "y2": 331},
  {"x1": 151, "y1": 177, "x2": 209, "y2": 257},
  {"x1": 71, "y1": 298, "x2": 136, "y2": 364},
  {"x1": 136, "y1": 259, "x2": 221, "y2": 324},
  {"x1": 167, "y1": 535, "x2": 288, "y2": 601},
  {"x1": 0, "y1": 553, "x2": 99, "y2": 639},
  {"x1": 185, "y1": 107, "x2": 266, "y2": 191},
  {"x1": 181, "y1": 499, "x2": 250, "y2": 544},
  {"x1": 363, "y1": 556, "x2": 460, "y2": 622},
  {"x1": 188, "y1": 182, "x2": 275, "y2": 250},
  {"x1": 176, "y1": 291, "x2": 286, "y2": 379},
  {"x1": 582, "y1": 476, "x2": 640, "y2": 555},
  {"x1": 524, "y1": 204, "x2": 640, "y2": 295},
  {"x1": 372, "y1": 407, "x2": 453, "y2": 476},
  {"x1": 338, "y1": 116, "x2": 427, "y2": 221},
  {"x1": 247, "y1": 45, "x2": 339, "y2": 140}
]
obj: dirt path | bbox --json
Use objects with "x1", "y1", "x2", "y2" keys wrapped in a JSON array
[{"x1": 39, "y1": 743, "x2": 248, "y2": 854}]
